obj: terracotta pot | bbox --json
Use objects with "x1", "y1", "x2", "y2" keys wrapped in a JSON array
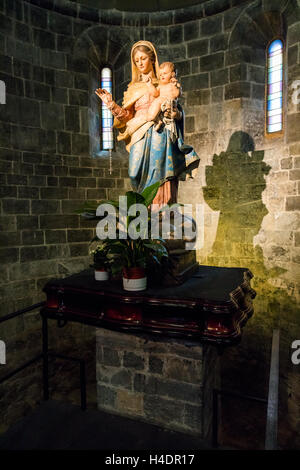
[
  {"x1": 94, "y1": 269, "x2": 109, "y2": 281},
  {"x1": 122, "y1": 267, "x2": 147, "y2": 291}
]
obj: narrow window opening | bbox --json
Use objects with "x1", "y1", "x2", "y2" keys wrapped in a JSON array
[
  {"x1": 266, "y1": 39, "x2": 283, "y2": 135},
  {"x1": 101, "y1": 67, "x2": 114, "y2": 150}
]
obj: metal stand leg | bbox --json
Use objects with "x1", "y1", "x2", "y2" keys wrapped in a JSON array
[
  {"x1": 80, "y1": 360, "x2": 87, "y2": 411},
  {"x1": 212, "y1": 389, "x2": 219, "y2": 448},
  {"x1": 42, "y1": 315, "x2": 49, "y2": 401}
]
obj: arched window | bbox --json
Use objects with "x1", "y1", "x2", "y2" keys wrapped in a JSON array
[
  {"x1": 101, "y1": 67, "x2": 113, "y2": 150},
  {"x1": 266, "y1": 39, "x2": 283, "y2": 135}
]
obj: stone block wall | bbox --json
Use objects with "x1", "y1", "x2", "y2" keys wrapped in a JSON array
[
  {"x1": 0, "y1": 0, "x2": 131, "y2": 433},
  {"x1": 0, "y1": 0, "x2": 299, "y2": 447},
  {"x1": 96, "y1": 328, "x2": 219, "y2": 438}
]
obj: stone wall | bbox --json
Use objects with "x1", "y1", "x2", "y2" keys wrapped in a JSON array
[
  {"x1": 0, "y1": 0, "x2": 299, "y2": 448},
  {"x1": 96, "y1": 328, "x2": 219, "y2": 438},
  {"x1": 0, "y1": 0, "x2": 130, "y2": 433},
  {"x1": 174, "y1": 0, "x2": 300, "y2": 448}
]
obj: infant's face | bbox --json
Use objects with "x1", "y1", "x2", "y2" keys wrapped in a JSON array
[{"x1": 159, "y1": 66, "x2": 173, "y2": 84}]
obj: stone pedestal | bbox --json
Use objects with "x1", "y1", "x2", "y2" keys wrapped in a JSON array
[{"x1": 96, "y1": 329, "x2": 220, "y2": 439}]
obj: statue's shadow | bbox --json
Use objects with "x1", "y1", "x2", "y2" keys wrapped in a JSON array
[
  {"x1": 203, "y1": 131, "x2": 300, "y2": 449},
  {"x1": 203, "y1": 130, "x2": 283, "y2": 281}
]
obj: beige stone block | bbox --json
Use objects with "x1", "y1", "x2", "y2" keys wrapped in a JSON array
[
  {"x1": 223, "y1": 99, "x2": 242, "y2": 114},
  {"x1": 266, "y1": 196, "x2": 285, "y2": 211},
  {"x1": 165, "y1": 357, "x2": 203, "y2": 383},
  {"x1": 243, "y1": 110, "x2": 264, "y2": 134},
  {"x1": 278, "y1": 182, "x2": 297, "y2": 196},
  {"x1": 286, "y1": 196, "x2": 300, "y2": 211},
  {"x1": 268, "y1": 171, "x2": 289, "y2": 183},
  {"x1": 281, "y1": 157, "x2": 293, "y2": 169},
  {"x1": 96, "y1": 328, "x2": 141, "y2": 350},
  {"x1": 96, "y1": 364, "x2": 112, "y2": 383},
  {"x1": 230, "y1": 110, "x2": 243, "y2": 128},
  {"x1": 263, "y1": 150, "x2": 280, "y2": 171},
  {"x1": 257, "y1": 229, "x2": 294, "y2": 246},
  {"x1": 295, "y1": 231, "x2": 300, "y2": 246},
  {"x1": 264, "y1": 181, "x2": 292, "y2": 199},
  {"x1": 116, "y1": 389, "x2": 143, "y2": 415},
  {"x1": 195, "y1": 112, "x2": 208, "y2": 132},
  {"x1": 289, "y1": 143, "x2": 300, "y2": 156},
  {"x1": 167, "y1": 342, "x2": 203, "y2": 360},
  {"x1": 292, "y1": 247, "x2": 300, "y2": 264},
  {"x1": 184, "y1": 104, "x2": 206, "y2": 117},
  {"x1": 274, "y1": 212, "x2": 300, "y2": 231},
  {"x1": 289, "y1": 169, "x2": 300, "y2": 180},
  {"x1": 287, "y1": 113, "x2": 300, "y2": 143},
  {"x1": 284, "y1": 262, "x2": 300, "y2": 283},
  {"x1": 8, "y1": 260, "x2": 58, "y2": 281}
]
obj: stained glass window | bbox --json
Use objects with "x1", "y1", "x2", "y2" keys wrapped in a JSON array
[
  {"x1": 101, "y1": 67, "x2": 113, "y2": 150},
  {"x1": 266, "y1": 39, "x2": 283, "y2": 134}
]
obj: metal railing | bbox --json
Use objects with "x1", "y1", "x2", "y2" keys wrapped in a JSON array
[{"x1": 0, "y1": 302, "x2": 87, "y2": 410}]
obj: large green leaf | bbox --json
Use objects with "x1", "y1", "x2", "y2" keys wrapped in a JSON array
[
  {"x1": 141, "y1": 181, "x2": 160, "y2": 207},
  {"x1": 125, "y1": 191, "x2": 145, "y2": 209}
]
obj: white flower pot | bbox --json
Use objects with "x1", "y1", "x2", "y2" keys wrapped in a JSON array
[
  {"x1": 95, "y1": 270, "x2": 109, "y2": 281},
  {"x1": 122, "y1": 276, "x2": 147, "y2": 291}
]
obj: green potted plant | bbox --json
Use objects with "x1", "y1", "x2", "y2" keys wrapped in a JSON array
[
  {"x1": 107, "y1": 236, "x2": 168, "y2": 291},
  {"x1": 77, "y1": 182, "x2": 169, "y2": 291},
  {"x1": 90, "y1": 242, "x2": 110, "y2": 281}
]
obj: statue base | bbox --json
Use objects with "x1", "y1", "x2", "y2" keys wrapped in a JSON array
[
  {"x1": 147, "y1": 244, "x2": 199, "y2": 288},
  {"x1": 163, "y1": 248, "x2": 199, "y2": 286}
]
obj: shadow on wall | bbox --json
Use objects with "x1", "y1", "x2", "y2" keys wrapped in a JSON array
[{"x1": 203, "y1": 131, "x2": 300, "y2": 449}]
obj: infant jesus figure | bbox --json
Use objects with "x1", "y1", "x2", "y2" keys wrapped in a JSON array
[{"x1": 146, "y1": 61, "x2": 181, "y2": 142}]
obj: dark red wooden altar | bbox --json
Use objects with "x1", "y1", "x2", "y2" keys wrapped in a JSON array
[{"x1": 41, "y1": 265, "x2": 256, "y2": 350}]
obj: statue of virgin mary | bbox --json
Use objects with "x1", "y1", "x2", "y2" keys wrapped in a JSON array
[{"x1": 96, "y1": 40, "x2": 199, "y2": 206}]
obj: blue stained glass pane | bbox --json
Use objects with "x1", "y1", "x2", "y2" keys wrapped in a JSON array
[
  {"x1": 268, "y1": 97, "x2": 282, "y2": 111},
  {"x1": 267, "y1": 39, "x2": 283, "y2": 134},
  {"x1": 268, "y1": 39, "x2": 283, "y2": 55},
  {"x1": 268, "y1": 64, "x2": 282, "y2": 74},
  {"x1": 268, "y1": 55, "x2": 282, "y2": 68},
  {"x1": 268, "y1": 108, "x2": 282, "y2": 117},
  {"x1": 269, "y1": 48, "x2": 282, "y2": 59},
  {"x1": 101, "y1": 67, "x2": 113, "y2": 150},
  {"x1": 268, "y1": 69, "x2": 282, "y2": 84},
  {"x1": 268, "y1": 82, "x2": 282, "y2": 94},
  {"x1": 268, "y1": 114, "x2": 282, "y2": 125},
  {"x1": 268, "y1": 122, "x2": 282, "y2": 133},
  {"x1": 267, "y1": 91, "x2": 282, "y2": 101}
]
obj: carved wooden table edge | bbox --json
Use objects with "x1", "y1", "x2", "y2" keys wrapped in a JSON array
[{"x1": 40, "y1": 266, "x2": 256, "y2": 352}]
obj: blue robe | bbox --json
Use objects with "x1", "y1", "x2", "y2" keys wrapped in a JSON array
[{"x1": 128, "y1": 108, "x2": 199, "y2": 193}]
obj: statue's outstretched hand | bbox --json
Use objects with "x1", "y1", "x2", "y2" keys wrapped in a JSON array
[{"x1": 95, "y1": 88, "x2": 113, "y2": 106}]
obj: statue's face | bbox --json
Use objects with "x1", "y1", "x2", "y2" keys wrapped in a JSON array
[
  {"x1": 134, "y1": 50, "x2": 152, "y2": 74},
  {"x1": 159, "y1": 65, "x2": 173, "y2": 84}
]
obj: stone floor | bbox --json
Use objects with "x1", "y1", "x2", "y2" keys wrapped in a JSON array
[{"x1": 0, "y1": 400, "x2": 212, "y2": 450}]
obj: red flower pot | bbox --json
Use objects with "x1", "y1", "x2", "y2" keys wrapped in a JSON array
[{"x1": 122, "y1": 267, "x2": 147, "y2": 291}]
